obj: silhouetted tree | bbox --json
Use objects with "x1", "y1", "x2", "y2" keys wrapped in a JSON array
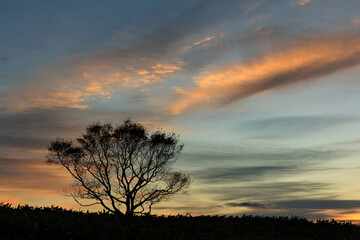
[{"x1": 47, "y1": 120, "x2": 190, "y2": 216}]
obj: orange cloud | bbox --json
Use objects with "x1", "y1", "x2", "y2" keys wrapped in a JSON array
[
  {"x1": 5, "y1": 59, "x2": 184, "y2": 112},
  {"x1": 152, "y1": 63, "x2": 182, "y2": 74},
  {"x1": 86, "y1": 62, "x2": 184, "y2": 89},
  {"x1": 171, "y1": 33, "x2": 360, "y2": 114},
  {"x1": 297, "y1": 0, "x2": 311, "y2": 6}
]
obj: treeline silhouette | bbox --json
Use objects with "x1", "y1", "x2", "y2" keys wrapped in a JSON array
[{"x1": 1, "y1": 203, "x2": 360, "y2": 239}]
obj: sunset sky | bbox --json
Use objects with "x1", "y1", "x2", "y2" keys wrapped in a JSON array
[{"x1": 1, "y1": 0, "x2": 360, "y2": 220}]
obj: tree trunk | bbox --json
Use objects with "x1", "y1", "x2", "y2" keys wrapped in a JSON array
[
  {"x1": 125, "y1": 198, "x2": 133, "y2": 216},
  {"x1": 114, "y1": 208, "x2": 123, "y2": 216},
  {"x1": 125, "y1": 210, "x2": 133, "y2": 217}
]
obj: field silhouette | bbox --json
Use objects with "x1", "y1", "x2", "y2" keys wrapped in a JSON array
[{"x1": 1, "y1": 203, "x2": 360, "y2": 240}]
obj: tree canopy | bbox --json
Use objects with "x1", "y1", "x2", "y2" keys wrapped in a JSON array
[{"x1": 47, "y1": 120, "x2": 190, "y2": 216}]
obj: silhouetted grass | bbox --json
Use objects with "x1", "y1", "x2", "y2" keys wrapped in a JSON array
[{"x1": 0, "y1": 203, "x2": 359, "y2": 239}]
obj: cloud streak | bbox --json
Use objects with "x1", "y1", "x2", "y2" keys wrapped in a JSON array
[
  {"x1": 171, "y1": 32, "x2": 360, "y2": 114},
  {"x1": 193, "y1": 166, "x2": 293, "y2": 183},
  {"x1": 297, "y1": 0, "x2": 311, "y2": 6},
  {"x1": 243, "y1": 0, "x2": 267, "y2": 15},
  {"x1": 241, "y1": 115, "x2": 353, "y2": 138},
  {"x1": 181, "y1": 36, "x2": 217, "y2": 52},
  {"x1": 226, "y1": 201, "x2": 267, "y2": 209}
]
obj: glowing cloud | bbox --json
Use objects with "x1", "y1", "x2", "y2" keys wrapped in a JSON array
[
  {"x1": 6, "y1": 89, "x2": 91, "y2": 112},
  {"x1": 5, "y1": 60, "x2": 184, "y2": 112},
  {"x1": 171, "y1": 33, "x2": 360, "y2": 115},
  {"x1": 297, "y1": 0, "x2": 311, "y2": 6}
]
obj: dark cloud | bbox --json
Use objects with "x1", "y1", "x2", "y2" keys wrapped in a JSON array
[
  {"x1": 0, "y1": 107, "x2": 174, "y2": 151},
  {"x1": 0, "y1": 108, "x2": 87, "y2": 151},
  {"x1": 226, "y1": 201, "x2": 267, "y2": 209},
  {"x1": 222, "y1": 199, "x2": 360, "y2": 219},
  {"x1": 222, "y1": 198, "x2": 360, "y2": 220},
  {"x1": 183, "y1": 144, "x2": 353, "y2": 186},
  {"x1": 0, "y1": 135, "x2": 49, "y2": 150},
  {"x1": 182, "y1": 145, "x2": 351, "y2": 164},
  {"x1": 193, "y1": 166, "x2": 293, "y2": 182},
  {"x1": 0, "y1": 108, "x2": 82, "y2": 135},
  {"x1": 224, "y1": 198, "x2": 360, "y2": 219},
  {"x1": 199, "y1": 182, "x2": 330, "y2": 202}
]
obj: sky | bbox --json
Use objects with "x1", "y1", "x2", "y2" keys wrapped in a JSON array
[{"x1": 1, "y1": 0, "x2": 360, "y2": 220}]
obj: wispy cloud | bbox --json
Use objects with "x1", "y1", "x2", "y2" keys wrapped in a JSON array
[
  {"x1": 171, "y1": 32, "x2": 360, "y2": 114},
  {"x1": 243, "y1": 0, "x2": 267, "y2": 15},
  {"x1": 3, "y1": 58, "x2": 184, "y2": 112},
  {"x1": 352, "y1": 18, "x2": 360, "y2": 27},
  {"x1": 14, "y1": 89, "x2": 91, "y2": 111},
  {"x1": 241, "y1": 115, "x2": 353, "y2": 138},
  {"x1": 182, "y1": 144, "x2": 352, "y2": 164},
  {"x1": 81, "y1": 60, "x2": 184, "y2": 89},
  {"x1": 194, "y1": 166, "x2": 293, "y2": 183},
  {"x1": 181, "y1": 36, "x2": 217, "y2": 52},
  {"x1": 297, "y1": 0, "x2": 311, "y2": 6}
]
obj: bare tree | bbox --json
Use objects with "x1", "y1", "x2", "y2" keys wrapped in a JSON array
[{"x1": 47, "y1": 120, "x2": 190, "y2": 216}]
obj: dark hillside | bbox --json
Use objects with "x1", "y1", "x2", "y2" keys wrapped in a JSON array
[{"x1": 0, "y1": 203, "x2": 359, "y2": 240}]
